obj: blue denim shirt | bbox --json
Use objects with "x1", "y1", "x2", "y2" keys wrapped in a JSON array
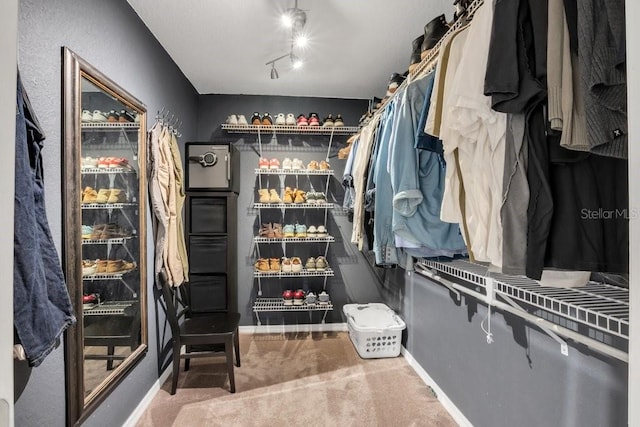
[{"x1": 14, "y1": 74, "x2": 75, "y2": 366}]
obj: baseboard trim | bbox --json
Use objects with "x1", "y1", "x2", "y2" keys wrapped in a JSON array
[
  {"x1": 401, "y1": 347, "x2": 472, "y2": 427},
  {"x1": 239, "y1": 323, "x2": 348, "y2": 334},
  {"x1": 122, "y1": 366, "x2": 172, "y2": 427}
]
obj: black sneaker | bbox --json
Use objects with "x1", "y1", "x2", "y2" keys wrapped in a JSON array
[
  {"x1": 251, "y1": 112, "x2": 261, "y2": 125},
  {"x1": 334, "y1": 114, "x2": 344, "y2": 127},
  {"x1": 261, "y1": 113, "x2": 273, "y2": 126},
  {"x1": 323, "y1": 114, "x2": 334, "y2": 127},
  {"x1": 107, "y1": 110, "x2": 119, "y2": 123},
  {"x1": 118, "y1": 110, "x2": 135, "y2": 123}
]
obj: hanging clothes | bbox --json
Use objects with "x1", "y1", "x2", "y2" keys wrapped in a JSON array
[{"x1": 14, "y1": 72, "x2": 75, "y2": 366}]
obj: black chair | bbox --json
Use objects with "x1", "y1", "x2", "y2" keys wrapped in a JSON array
[{"x1": 159, "y1": 273, "x2": 240, "y2": 394}]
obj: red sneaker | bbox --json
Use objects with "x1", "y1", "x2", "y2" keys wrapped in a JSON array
[
  {"x1": 296, "y1": 114, "x2": 308, "y2": 126},
  {"x1": 258, "y1": 157, "x2": 270, "y2": 169},
  {"x1": 283, "y1": 290, "x2": 294, "y2": 306},
  {"x1": 293, "y1": 289, "x2": 305, "y2": 305}
]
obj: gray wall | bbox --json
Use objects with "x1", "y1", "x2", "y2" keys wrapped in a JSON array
[
  {"x1": 380, "y1": 266, "x2": 628, "y2": 427},
  {"x1": 16, "y1": 0, "x2": 198, "y2": 425},
  {"x1": 197, "y1": 94, "x2": 385, "y2": 326}
]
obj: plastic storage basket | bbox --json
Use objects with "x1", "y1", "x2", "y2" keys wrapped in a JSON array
[{"x1": 343, "y1": 303, "x2": 406, "y2": 359}]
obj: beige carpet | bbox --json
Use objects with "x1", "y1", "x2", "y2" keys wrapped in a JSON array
[{"x1": 136, "y1": 332, "x2": 456, "y2": 427}]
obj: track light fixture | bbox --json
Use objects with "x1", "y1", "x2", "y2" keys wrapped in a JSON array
[
  {"x1": 270, "y1": 63, "x2": 279, "y2": 79},
  {"x1": 265, "y1": 0, "x2": 308, "y2": 78}
]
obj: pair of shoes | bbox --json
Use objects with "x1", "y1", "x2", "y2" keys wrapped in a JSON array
[
  {"x1": 258, "y1": 157, "x2": 280, "y2": 169},
  {"x1": 306, "y1": 191, "x2": 326, "y2": 204},
  {"x1": 95, "y1": 188, "x2": 127, "y2": 204},
  {"x1": 259, "y1": 223, "x2": 284, "y2": 238},
  {"x1": 306, "y1": 225, "x2": 327, "y2": 237},
  {"x1": 282, "y1": 289, "x2": 306, "y2": 305},
  {"x1": 251, "y1": 112, "x2": 274, "y2": 126},
  {"x1": 254, "y1": 258, "x2": 280, "y2": 272},
  {"x1": 94, "y1": 259, "x2": 136, "y2": 274},
  {"x1": 283, "y1": 187, "x2": 305, "y2": 204},
  {"x1": 90, "y1": 223, "x2": 131, "y2": 240},
  {"x1": 281, "y1": 257, "x2": 302, "y2": 273},
  {"x1": 257, "y1": 188, "x2": 282, "y2": 203},
  {"x1": 281, "y1": 223, "x2": 307, "y2": 237},
  {"x1": 82, "y1": 109, "x2": 109, "y2": 123},
  {"x1": 282, "y1": 158, "x2": 304, "y2": 170},
  {"x1": 226, "y1": 114, "x2": 249, "y2": 125},
  {"x1": 324, "y1": 114, "x2": 344, "y2": 127},
  {"x1": 275, "y1": 113, "x2": 297, "y2": 125},
  {"x1": 97, "y1": 156, "x2": 130, "y2": 169},
  {"x1": 81, "y1": 156, "x2": 98, "y2": 169},
  {"x1": 307, "y1": 160, "x2": 329, "y2": 170}
]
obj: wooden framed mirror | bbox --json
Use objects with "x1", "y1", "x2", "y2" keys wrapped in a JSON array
[{"x1": 62, "y1": 47, "x2": 148, "y2": 425}]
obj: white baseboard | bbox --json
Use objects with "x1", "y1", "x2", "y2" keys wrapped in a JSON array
[
  {"x1": 401, "y1": 347, "x2": 473, "y2": 427},
  {"x1": 122, "y1": 366, "x2": 172, "y2": 427},
  {"x1": 239, "y1": 322, "x2": 348, "y2": 334}
]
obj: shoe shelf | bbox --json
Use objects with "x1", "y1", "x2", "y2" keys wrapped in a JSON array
[
  {"x1": 81, "y1": 167, "x2": 136, "y2": 175},
  {"x1": 82, "y1": 236, "x2": 134, "y2": 245},
  {"x1": 252, "y1": 298, "x2": 333, "y2": 325},
  {"x1": 81, "y1": 122, "x2": 140, "y2": 130},
  {"x1": 81, "y1": 202, "x2": 138, "y2": 210},
  {"x1": 222, "y1": 123, "x2": 358, "y2": 135},
  {"x1": 255, "y1": 168, "x2": 334, "y2": 176},
  {"x1": 83, "y1": 300, "x2": 137, "y2": 316},
  {"x1": 253, "y1": 202, "x2": 334, "y2": 210},
  {"x1": 253, "y1": 236, "x2": 334, "y2": 244},
  {"x1": 253, "y1": 268, "x2": 334, "y2": 278}
]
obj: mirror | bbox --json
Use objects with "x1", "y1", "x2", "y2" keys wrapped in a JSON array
[{"x1": 62, "y1": 47, "x2": 148, "y2": 424}]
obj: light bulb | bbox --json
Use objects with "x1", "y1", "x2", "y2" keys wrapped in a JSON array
[
  {"x1": 292, "y1": 59, "x2": 303, "y2": 69},
  {"x1": 294, "y1": 34, "x2": 308, "y2": 48},
  {"x1": 282, "y1": 13, "x2": 293, "y2": 27}
]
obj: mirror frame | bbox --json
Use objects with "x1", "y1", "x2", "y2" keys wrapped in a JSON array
[{"x1": 62, "y1": 47, "x2": 148, "y2": 425}]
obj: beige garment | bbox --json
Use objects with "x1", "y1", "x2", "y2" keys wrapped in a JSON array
[
  {"x1": 148, "y1": 122, "x2": 169, "y2": 285},
  {"x1": 169, "y1": 132, "x2": 189, "y2": 282}
]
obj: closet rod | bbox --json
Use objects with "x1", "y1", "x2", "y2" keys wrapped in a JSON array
[
  {"x1": 414, "y1": 264, "x2": 629, "y2": 363},
  {"x1": 368, "y1": 0, "x2": 485, "y2": 122}
]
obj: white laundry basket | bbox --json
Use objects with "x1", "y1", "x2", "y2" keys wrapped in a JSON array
[{"x1": 343, "y1": 303, "x2": 406, "y2": 359}]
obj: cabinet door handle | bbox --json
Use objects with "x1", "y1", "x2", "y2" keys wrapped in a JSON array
[{"x1": 226, "y1": 154, "x2": 230, "y2": 182}]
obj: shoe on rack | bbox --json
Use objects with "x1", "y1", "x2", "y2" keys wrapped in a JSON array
[
  {"x1": 237, "y1": 114, "x2": 248, "y2": 125},
  {"x1": 82, "y1": 187, "x2": 98, "y2": 204},
  {"x1": 322, "y1": 114, "x2": 334, "y2": 127},
  {"x1": 269, "y1": 257, "x2": 281, "y2": 272},
  {"x1": 81, "y1": 110, "x2": 93, "y2": 123},
  {"x1": 306, "y1": 191, "x2": 317, "y2": 204},
  {"x1": 269, "y1": 158, "x2": 280, "y2": 169},
  {"x1": 318, "y1": 290, "x2": 330, "y2": 304},
  {"x1": 315, "y1": 256, "x2": 328, "y2": 271},
  {"x1": 314, "y1": 192, "x2": 327, "y2": 204},
  {"x1": 82, "y1": 260, "x2": 97, "y2": 277},
  {"x1": 293, "y1": 189, "x2": 306, "y2": 204},
  {"x1": 92, "y1": 110, "x2": 108, "y2": 123},
  {"x1": 259, "y1": 223, "x2": 275, "y2": 238},
  {"x1": 261, "y1": 113, "x2": 273, "y2": 126},
  {"x1": 316, "y1": 225, "x2": 328, "y2": 237},
  {"x1": 226, "y1": 114, "x2": 239, "y2": 125},
  {"x1": 81, "y1": 225, "x2": 94, "y2": 240},
  {"x1": 269, "y1": 189, "x2": 282, "y2": 203},
  {"x1": 119, "y1": 110, "x2": 135, "y2": 123},
  {"x1": 81, "y1": 156, "x2": 98, "y2": 169},
  {"x1": 308, "y1": 113, "x2": 320, "y2": 126},
  {"x1": 281, "y1": 258, "x2": 293, "y2": 273},
  {"x1": 386, "y1": 73, "x2": 406, "y2": 96},
  {"x1": 251, "y1": 112, "x2": 262, "y2": 126},
  {"x1": 291, "y1": 158, "x2": 304, "y2": 170},
  {"x1": 307, "y1": 225, "x2": 317, "y2": 237},
  {"x1": 305, "y1": 257, "x2": 316, "y2": 271},
  {"x1": 333, "y1": 114, "x2": 344, "y2": 127},
  {"x1": 421, "y1": 14, "x2": 449, "y2": 60},
  {"x1": 285, "y1": 113, "x2": 296, "y2": 125},
  {"x1": 290, "y1": 257, "x2": 302, "y2": 273},
  {"x1": 275, "y1": 113, "x2": 286, "y2": 126},
  {"x1": 258, "y1": 157, "x2": 270, "y2": 169},
  {"x1": 283, "y1": 289, "x2": 294, "y2": 305},
  {"x1": 258, "y1": 188, "x2": 270, "y2": 203},
  {"x1": 255, "y1": 258, "x2": 270, "y2": 272},
  {"x1": 295, "y1": 223, "x2": 307, "y2": 238},
  {"x1": 319, "y1": 160, "x2": 330, "y2": 170},
  {"x1": 96, "y1": 188, "x2": 111, "y2": 204},
  {"x1": 107, "y1": 110, "x2": 119, "y2": 123},
  {"x1": 296, "y1": 114, "x2": 308, "y2": 126},
  {"x1": 283, "y1": 187, "x2": 294, "y2": 204},
  {"x1": 307, "y1": 160, "x2": 319, "y2": 170},
  {"x1": 408, "y1": 34, "x2": 425, "y2": 74},
  {"x1": 305, "y1": 291, "x2": 317, "y2": 305},
  {"x1": 282, "y1": 157, "x2": 292, "y2": 170},
  {"x1": 107, "y1": 188, "x2": 127, "y2": 204},
  {"x1": 273, "y1": 223, "x2": 284, "y2": 238},
  {"x1": 293, "y1": 289, "x2": 305, "y2": 305},
  {"x1": 283, "y1": 224, "x2": 295, "y2": 238}
]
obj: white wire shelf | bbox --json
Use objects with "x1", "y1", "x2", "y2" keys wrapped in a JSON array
[
  {"x1": 83, "y1": 301, "x2": 137, "y2": 316},
  {"x1": 419, "y1": 259, "x2": 629, "y2": 339},
  {"x1": 252, "y1": 202, "x2": 333, "y2": 209},
  {"x1": 81, "y1": 122, "x2": 140, "y2": 129},
  {"x1": 253, "y1": 268, "x2": 334, "y2": 278},
  {"x1": 81, "y1": 202, "x2": 137, "y2": 209},
  {"x1": 254, "y1": 236, "x2": 334, "y2": 244},
  {"x1": 222, "y1": 124, "x2": 358, "y2": 135},
  {"x1": 82, "y1": 236, "x2": 134, "y2": 245},
  {"x1": 81, "y1": 167, "x2": 136, "y2": 174},
  {"x1": 252, "y1": 297, "x2": 333, "y2": 312},
  {"x1": 254, "y1": 168, "x2": 334, "y2": 176},
  {"x1": 82, "y1": 269, "x2": 136, "y2": 280}
]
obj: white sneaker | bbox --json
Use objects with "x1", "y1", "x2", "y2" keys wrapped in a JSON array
[
  {"x1": 237, "y1": 114, "x2": 248, "y2": 125},
  {"x1": 82, "y1": 110, "x2": 93, "y2": 123},
  {"x1": 316, "y1": 225, "x2": 327, "y2": 237},
  {"x1": 285, "y1": 113, "x2": 296, "y2": 125},
  {"x1": 226, "y1": 114, "x2": 238, "y2": 125},
  {"x1": 282, "y1": 157, "x2": 292, "y2": 170},
  {"x1": 275, "y1": 113, "x2": 286, "y2": 126},
  {"x1": 291, "y1": 158, "x2": 304, "y2": 170},
  {"x1": 92, "y1": 110, "x2": 107, "y2": 123}
]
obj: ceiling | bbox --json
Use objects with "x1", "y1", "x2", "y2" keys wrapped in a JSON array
[{"x1": 126, "y1": 0, "x2": 453, "y2": 100}]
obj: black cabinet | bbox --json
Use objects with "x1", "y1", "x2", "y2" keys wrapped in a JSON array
[{"x1": 185, "y1": 192, "x2": 237, "y2": 313}]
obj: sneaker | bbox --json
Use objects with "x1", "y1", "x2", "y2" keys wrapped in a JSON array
[
  {"x1": 307, "y1": 160, "x2": 319, "y2": 170},
  {"x1": 107, "y1": 110, "x2": 119, "y2": 123},
  {"x1": 258, "y1": 157, "x2": 270, "y2": 169},
  {"x1": 318, "y1": 291, "x2": 330, "y2": 304},
  {"x1": 251, "y1": 112, "x2": 261, "y2": 125},
  {"x1": 291, "y1": 158, "x2": 304, "y2": 170},
  {"x1": 296, "y1": 114, "x2": 308, "y2": 126},
  {"x1": 119, "y1": 110, "x2": 135, "y2": 123},
  {"x1": 254, "y1": 258, "x2": 270, "y2": 272},
  {"x1": 305, "y1": 257, "x2": 316, "y2": 271},
  {"x1": 295, "y1": 223, "x2": 307, "y2": 238},
  {"x1": 319, "y1": 160, "x2": 330, "y2": 170},
  {"x1": 258, "y1": 188, "x2": 270, "y2": 203},
  {"x1": 81, "y1": 110, "x2": 93, "y2": 122},
  {"x1": 293, "y1": 189, "x2": 306, "y2": 204},
  {"x1": 308, "y1": 113, "x2": 320, "y2": 126},
  {"x1": 274, "y1": 113, "x2": 286, "y2": 126},
  {"x1": 290, "y1": 257, "x2": 303, "y2": 273},
  {"x1": 81, "y1": 156, "x2": 98, "y2": 169},
  {"x1": 285, "y1": 113, "x2": 296, "y2": 125},
  {"x1": 237, "y1": 114, "x2": 248, "y2": 125},
  {"x1": 283, "y1": 289, "x2": 294, "y2": 305},
  {"x1": 333, "y1": 114, "x2": 344, "y2": 127},
  {"x1": 97, "y1": 157, "x2": 110, "y2": 169},
  {"x1": 305, "y1": 291, "x2": 317, "y2": 305},
  {"x1": 281, "y1": 257, "x2": 292, "y2": 272},
  {"x1": 269, "y1": 257, "x2": 281, "y2": 272},
  {"x1": 283, "y1": 187, "x2": 294, "y2": 204},
  {"x1": 307, "y1": 225, "x2": 317, "y2": 237},
  {"x1": 81, "y1": 225, "x2": 94, "y2": 240},
  {"x1": 305, "y1": 191, "x2": 317, "y2": 204},
  {"x1": 316, "y1": 225, "x2": 328, "y2": 237},
  {"x1": 269, "y1": 158, "x2": 280, "y2": 169},
  {"x1": 283, "y1": 224, "x2": 295, "y2": 238},
  {"x1": 226, "y1": 114, "x2": 238, "y2": 125},
  {"x1": 82, "y1": 260, "x2": 97, "y2": 277},
  {"x1": 282, "y1": 157, "x2": 292, "y2": 170},
  {"x1": 314, "y1": 192, "x2": 327, "y2": 204},
  {"x1": 269, "y1": 189, "x2": 282, "y2": 203},
  {"x1": 315, "y1": 256, "x2": 328, "y2": 271},
  {"x1": 133, "y1": 111, "x2": 141, "y2": 123},
  {"x1": 293, "y1": 289, "x2": 305, "y2": 305},
  {"x1": 107, "y1": 188, "x2": 127, "y2": 204},
  {"x1": 92, "y1": 110, "x2": 108, "y2": 123},
  {"x1": 322, "y1": 114, "x2": 334, "y2": 127},
  {"x1": 261, "y1": 113, "x2": 273, "y2": 126}
]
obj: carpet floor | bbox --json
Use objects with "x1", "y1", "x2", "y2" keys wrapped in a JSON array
[{"x1": 135, "y1": 331, "x2": 456, "y2": 427}]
